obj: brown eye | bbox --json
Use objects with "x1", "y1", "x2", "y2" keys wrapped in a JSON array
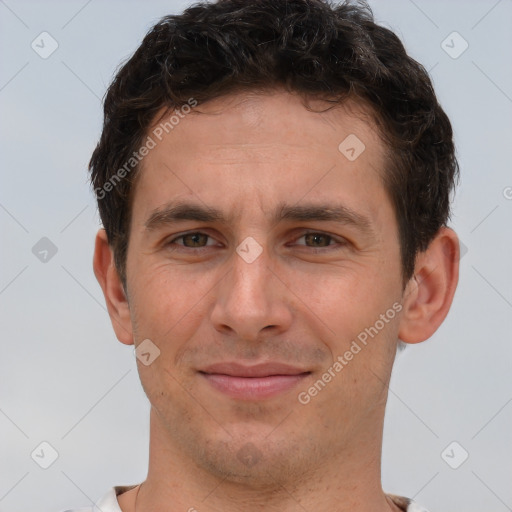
[
  {"x1": 302, "y1": 233, "x2": 333, "y2": 247},
  {"x1": 180, "y1": 233, "x2": 209, "y2": 247},
  {"x1": 168, "y1": 232, "x2": 216, "y2": 249},
  {"x1": 291, "y1": 231, "x2": 347, "y2": 252}
]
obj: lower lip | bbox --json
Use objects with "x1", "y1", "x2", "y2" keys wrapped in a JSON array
[{"x1": 200, "y1": 373, "x2": 310, "y2": 400}]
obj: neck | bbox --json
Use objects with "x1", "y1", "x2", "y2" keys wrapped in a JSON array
[{"x1": 121, "y1": 407, "x2": 399, "y2": 512}]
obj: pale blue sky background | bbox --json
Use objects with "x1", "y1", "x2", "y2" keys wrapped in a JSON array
[{"x1": 0, "y1": 1, "x2": 511, "y2": 511}]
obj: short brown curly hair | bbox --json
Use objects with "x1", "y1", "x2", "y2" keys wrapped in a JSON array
[{"x1": 89, "y1": 0, "x2": 459, "y2": 289}]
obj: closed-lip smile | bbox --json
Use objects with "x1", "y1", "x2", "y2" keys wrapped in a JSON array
[{"x1": 199, "y1": 362, "x2": 311, "y2": 400}]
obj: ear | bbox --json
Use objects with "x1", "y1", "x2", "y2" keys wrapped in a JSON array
[
  {"x1": 93, "y1": 228, "x2": 134, "y2": 345},
  {"x1": 398, "y1": 227, "x2": 460, "y2": 344}
]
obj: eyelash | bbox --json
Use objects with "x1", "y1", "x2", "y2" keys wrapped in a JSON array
[{"x1": 166, "y1": 231, "x2": 346, "y2": 252}]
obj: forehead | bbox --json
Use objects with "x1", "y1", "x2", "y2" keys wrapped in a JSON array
[
  {"x1": 150, "y1": 90, "x2": 382, "y2": 155},
  {"x1": 131, "y1": 90, "x2": 390, "y2": 228}
]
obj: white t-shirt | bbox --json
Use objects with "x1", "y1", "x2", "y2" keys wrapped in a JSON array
[{"x1": 61, "y1": 485, "x2": 431, "y2": 512}]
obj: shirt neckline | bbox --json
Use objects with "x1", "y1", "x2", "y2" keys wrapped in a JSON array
[{"x1": 108, "y1": 485, "x2": 419, "y2": 512}]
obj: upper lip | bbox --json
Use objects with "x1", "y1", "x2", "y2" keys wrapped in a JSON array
[{"x1": 199, "y1": 362, "x2": 310, "y2": 377}]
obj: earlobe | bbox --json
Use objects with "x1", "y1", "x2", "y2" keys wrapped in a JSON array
[
  {"x1": 93, "y1": 229, "x2": 134, "y2": 345},
  {"x1": 398, "y1": 227, "x2": 460, "y2": 344}
]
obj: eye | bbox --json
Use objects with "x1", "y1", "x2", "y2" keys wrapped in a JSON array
[
  {"x1": 168, "y1": 232, "x2": 218, "y2": 249},
  {"x1": 165, "y1": 230, "x2": 346, "y2": 253},
  {"x1": 292, "y1": 231, "x2": 346, "y2": 250}
]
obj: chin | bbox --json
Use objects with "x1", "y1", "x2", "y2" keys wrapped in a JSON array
[{"x1": 190, "y1": 431, "x2": 316, "y2": 490}]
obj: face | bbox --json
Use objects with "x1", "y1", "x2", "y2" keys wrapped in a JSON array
[{"x1": 123, "y1": 90, "x2": 406, "y2": 485}]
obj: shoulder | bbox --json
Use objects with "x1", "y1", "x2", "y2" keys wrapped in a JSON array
[
  {"x1": 387, "y1": 493, "x2": 432, "y2": 512},
  {"x1": 59, "y1": 484, "x2": 138, "y2": 512},
  {"x1": 59, "y1": 508, "x2": 93, "y2": 512}
]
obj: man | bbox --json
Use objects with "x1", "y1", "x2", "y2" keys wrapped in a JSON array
[{"x1": 68, "y1": 0, "x2": 460, "y2": 510}]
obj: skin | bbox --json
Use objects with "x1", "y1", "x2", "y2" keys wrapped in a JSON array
[{"x1": 94, "y1": 89, "x2": 460, "y2": 512}]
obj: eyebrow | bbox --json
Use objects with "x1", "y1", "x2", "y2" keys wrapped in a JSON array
[{"x1": 144, "y1": 200, "x2": 374, "y2": 235}]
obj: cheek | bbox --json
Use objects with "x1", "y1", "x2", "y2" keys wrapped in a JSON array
[
  {"x1": 128, "y1": 262, "x2": 203, "y2": 340},
  {"x1": 293, "y1": 270, "x2": 401, "y2": 416},
  {"x1": 286, "y1": 264, "x2": 399, "y2": 342}
]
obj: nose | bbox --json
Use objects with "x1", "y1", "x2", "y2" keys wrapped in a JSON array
[{"x1": 210, "y1": 244, "x2": 293, "y2": 342}]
